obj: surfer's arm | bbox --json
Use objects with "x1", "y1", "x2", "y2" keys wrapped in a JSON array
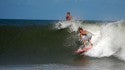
[
  {"x1": 81, "y1": 31, "x2": 87, "y2": 35},
  {"x1": 86, "y1": 30, "x2": 94, "y2": 36},
  {"x1": 80, "y1": 34, "x2": 82, "y2": 39},
  {"x1": 88, "y1": 32, "x2": 94, "y2": 36}
]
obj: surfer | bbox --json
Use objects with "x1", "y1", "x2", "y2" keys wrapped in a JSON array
[
  {"x1": 75, "y1": 27, "x2": 93, "y2": 54},
  {"x1": 66, "y1": 12, "x2": 72, "y2": 21},
  {"x1": 78, "y1": 27, "x2": 93, "y2": 48},
  {"x1": 57, "y1": 12, "x2": 72, "y2": 29}
]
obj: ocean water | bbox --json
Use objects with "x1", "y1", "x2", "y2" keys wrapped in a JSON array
[{"x1": 0, "y1": 19, "x2": 125, "y2": 70}]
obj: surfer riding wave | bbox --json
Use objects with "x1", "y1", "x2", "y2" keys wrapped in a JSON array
[{"x1": 75, "y1": 27, "x2": 93, "y2": 54}]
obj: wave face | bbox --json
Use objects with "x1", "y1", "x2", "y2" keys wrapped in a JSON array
[
  {"x1": 0, "y1": 19, "x2": 125, "y2": 65},
  {"x1": 0, "y1": 19, "x2": 73, "y2": 65}
]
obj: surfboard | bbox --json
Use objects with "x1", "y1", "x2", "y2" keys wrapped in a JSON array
[
  {"x1": 75, "y1": 47, "x2": 91, "y2": 55},
  {"x1": 74, "y1": 42, "x2": 92, "y2": 55}
]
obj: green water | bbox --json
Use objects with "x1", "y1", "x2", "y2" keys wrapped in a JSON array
[{"x1": 0, "y1": 19, "x2": 125, "y2": 70}]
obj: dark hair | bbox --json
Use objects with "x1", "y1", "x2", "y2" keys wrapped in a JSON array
[
  {"x1": 67, "y1": 12, "x2": 70, "y2": 14},
  {"x1": 78, "y1": 27, "x2": 83, "y2": 31}
]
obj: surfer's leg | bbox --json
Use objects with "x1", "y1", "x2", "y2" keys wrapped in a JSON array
[
  {"x1": 87, "y1": 33, "x2": 93, "y2": 46},
  {"x1": 83, "y1": 40, "x2": 87, "y2": 48},
  {"x1": 89, "y1": 39, "x2": 93, "y2": 46}
]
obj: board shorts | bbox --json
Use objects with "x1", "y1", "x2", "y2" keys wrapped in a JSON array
[{"x1": 82, "y1": 33, "x2": 92, "y2": 41}]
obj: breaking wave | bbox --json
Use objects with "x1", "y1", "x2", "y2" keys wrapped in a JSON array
[{"x1": 55, "y1": 20, "x2": 125, "y2": 61}]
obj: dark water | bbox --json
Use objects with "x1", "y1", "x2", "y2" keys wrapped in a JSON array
[
  {"x1": 0, "y1": 19, "x2": 73, "y2": 65},
  {"x1": 0, "y1": 19, "x2": 125, "y2": 70}
]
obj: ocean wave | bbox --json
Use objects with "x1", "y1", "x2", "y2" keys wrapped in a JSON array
[{"x1": 55, "y1": 20, "x2": 125, "y2": 61}]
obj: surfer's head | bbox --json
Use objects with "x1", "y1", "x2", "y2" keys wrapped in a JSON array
[
  {"x1": 78, "y1": 27, "x2": 83, "y2": 31},
  {"x1": 67, "y1": 12, "x2": 70, "y2": 15},
  {"x1": 78, "y1": 27, "x2": 83, "y2": 33}
]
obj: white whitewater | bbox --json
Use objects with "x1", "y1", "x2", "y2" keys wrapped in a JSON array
[
  {"x1": 55, "y1": 20, "x2": 82, "y2": 32},
  {"x1": 55, "y1": 20, "x2": 125, "y2": 61}
]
